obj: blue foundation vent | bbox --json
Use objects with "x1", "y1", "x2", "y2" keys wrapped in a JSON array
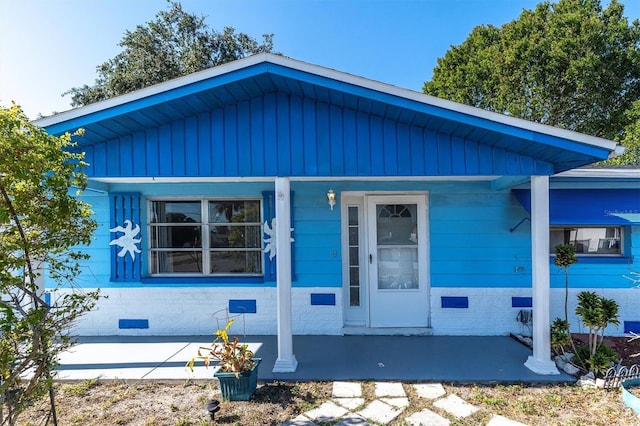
[
  {"x1": 441, "y1": 297, "x2": 469, "y2": 309},
  {"x1": 512, "y1": 297, "x2": 533, "y2": 308},
  {"x1": 229, "y1": 299, "x2": 257, "y2": 314},
  {"x1": 118, "y1": 319, "x2": 149, "y2": 329},
  {"x1": 624, "y1": 321, "x2": 640, "y2": 334},
  {"x1": 311, "y1": 293, "x2": 336, "y2": 306}
]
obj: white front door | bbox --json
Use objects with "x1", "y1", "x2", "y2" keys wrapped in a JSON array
[{"x1": 367, "y1": 195, "x2": 430, "y2": 327}]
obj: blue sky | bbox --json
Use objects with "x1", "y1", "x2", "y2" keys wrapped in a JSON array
[{"x1": 1, "y1": 0, "x2": 639, "y2": 120}]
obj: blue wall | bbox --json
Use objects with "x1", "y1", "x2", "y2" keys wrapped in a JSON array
[
  {"x1": 80, "y1": 92, "x2": 553, "y2": 180},
  {"x1": 68, "y1": 180, "x2": 638, "y2": 291}
]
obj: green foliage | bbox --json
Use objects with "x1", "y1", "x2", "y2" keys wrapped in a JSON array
[
  {"x1": 187, "y1": 319, "x2": 255, "y2": 377},
  {"x1": 554, "y1": 244, "x2": 578, "y2": 269},
  {"x1": 61, "y1": 378, "x2": 100, "y2": 397},
  {"x1": 0, "y1": 104, "x2": 99, "y2": 425},
  {"x1": 574, "y1": 291, "x2": 620, "y2": 375},
  {"x1": 64, "y1": 1, "x2": 275, "y2": 107},
  {"x1": 551, "y1": 318, "x2": 571, "y2": 354},
  {"x1": 555, "y1": 243, "x2": 577, "y2": 325},
  {"x1": 607, "y1": 99, "x2": 640, "y2": 166},
  {"x1": 424, "y1": 0, "x2": 640, "y2": 142},
  {"x1": 575, "y1": 291, "x2": 620, "y2": 353},
  {"x1": 574, "y1": 344, "x2": 620, "y2": 376}
]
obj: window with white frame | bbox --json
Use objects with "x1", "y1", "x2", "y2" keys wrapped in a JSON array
[
  {"x1": 550, "y1": 226, "x2": 622, "y2": 255},
  {"x1": 149, "y1": 199, "x2": 263, "y2": 275}
]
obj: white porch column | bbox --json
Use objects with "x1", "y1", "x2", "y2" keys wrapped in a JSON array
[
  {"x1": 525, "y1": 175, "x2": 560, "y2": 375},
  {"x1": 272, "y1": 177, "x2": 298, "y2": 373}
]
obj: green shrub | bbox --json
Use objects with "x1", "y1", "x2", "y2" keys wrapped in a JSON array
[
  {"x1": 574, "y1": 344, "x2": 619, "y2": 376},
  {"x1": 551, "y1": 318, "x2": 571, "y2": 355}
]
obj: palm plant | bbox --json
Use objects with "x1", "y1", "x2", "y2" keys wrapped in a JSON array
[
  {"x1": 554, "y1": 244, "x2": 577, "y2": 324},
  {"x1": 575, "y1": 291, "x2": 620, "y2": 358}
]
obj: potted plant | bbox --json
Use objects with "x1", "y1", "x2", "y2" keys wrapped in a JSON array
[{"x1": 187, "y1": 319, "x2": 261, "y2": 401}]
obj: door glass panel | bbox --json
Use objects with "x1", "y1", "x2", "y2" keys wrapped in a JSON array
[
  {"x1": 347, "y1": 206, "x2": 360, "y2": 306},
  {"x1": 376, "y1": 204, "x2": 418, "y2": 290}
]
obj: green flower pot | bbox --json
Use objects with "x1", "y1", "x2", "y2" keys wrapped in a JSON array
[{"x1": 214, "y1": 358, "x2": 261, "y2": 401}]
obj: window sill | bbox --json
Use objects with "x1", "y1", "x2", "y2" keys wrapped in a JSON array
[
  {"x1": 549, "y1": 256, "x2": 630, "y2": 264},
  {"x1": 140, "y1": 276, "x2": 265, "y2": 285}
]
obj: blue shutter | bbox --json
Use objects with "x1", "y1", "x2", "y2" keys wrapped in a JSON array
[
  {"x1": 110, "y1": 192, "x2": 142, "y2": 282},
  {"x1": 262, "y1": 190, "x2": 296, "y2": 282},
  {"x1": 263, "y1": 191, "x2": 276, "y2": 281}
]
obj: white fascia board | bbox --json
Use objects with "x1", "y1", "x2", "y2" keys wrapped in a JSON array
[
  {"x1": 33, "y1": 54, "x2": 273, "y2": 128},
  {"x1": 554, "y1": 168, "x2": 640, "y2": 179},
  {"x1": 34, "y1": 53, "x2": 619, "y2": 155},
  {"x1": 265, "y1": 56, "x2": 619, "y2": 153}
]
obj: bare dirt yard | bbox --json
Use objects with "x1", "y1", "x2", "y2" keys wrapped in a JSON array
[
  {"x1": 16, "y1": 336, "x2": 640, "y2": 426},
  {"x1": 17, "y1": 379, "x2": 640, "y2": 426}
]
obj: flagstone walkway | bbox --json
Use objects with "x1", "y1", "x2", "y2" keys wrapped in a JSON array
[{"x1": 282, "y1": 381, "x2": 527, "y2": 426}]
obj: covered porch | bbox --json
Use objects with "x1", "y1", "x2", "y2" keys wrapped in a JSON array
[{"x1": 56, "y1": 334, "x2": 573, "y2": 383}]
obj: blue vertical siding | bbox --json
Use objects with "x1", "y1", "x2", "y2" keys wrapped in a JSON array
[
  {"x1": 369, "y1": 116, "x2": 384, "y2": 174},
  {"x1": 290, "y1": 96, "x2": 305, "y2": 176},
  {"x1": 223, "y1": 104, "x2": 238, "y2": 176},
  {"x1": 383, "y1": 119, "x2": 398, "y2": 175},
  {"x1": 238, "y1": 100, "x2": 252, "y2": 176},
  {"x1": 410, "y1": 126, "x2": 425, "y2": 175},
  {"x1": 185, "y1": 117, "x2": 198, "y2": 175},
  {"x1": 316, "y1": 102, "x2": 331, "y2": 176},
  {"x1": 211, "y1": 108, "x2": 225, "y2": 175},
  {"x1": 264, "y1": 94, "x2": 278, "y2": 176},
  {"x1": 437, "y1": 133, "x2": 452, "y2": 174},
  {"x1": 342, "y1": 109, "x2": 357, "y2": 176},
  {"x1": 250, "y1": 97, "x2": 266, "y2": 176},
  {"x1": 146, "y1": 127, "x2": 160, "y2": 176},
  {"x1": 330, "y1": 105, "x2": 344, "y2": 175},
  {"x1": 303, "y1": 98, "x2": 318, "y2": 175},
  {"x1": 119, "y1": 135, "x2": 133, "y2": 176},
  {"x1": 158, "y1": 124, "x2": 172, "y2": 175},
  {"x1": 396, "y1": 123, "x2": 411, "y2": 176},
  {"x1": 278, "y1": 93, "x2": 292, "y2": 175},
  {"x1": 77, "y1": 93, "x2": 554, "y2": 179},
  {"x1": 450, "y1": 136, "x2": 466, "y2": 175},
  {"x1": 197, "y1": 112, "x2": 211, "y2": 175},
  {"x1": 132, "y1": 131, "x2": 147, "y2": 177},
  {"x1": 172, "y1": 120, "x2": 186, "y2": 176},
  {"x1": 356, "y1": 112, "x2": 371, "y2": 175}
]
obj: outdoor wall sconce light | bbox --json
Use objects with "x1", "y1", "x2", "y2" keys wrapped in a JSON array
[{"x1": 327, "y1": 189, "x2": 336, "y2": 211}]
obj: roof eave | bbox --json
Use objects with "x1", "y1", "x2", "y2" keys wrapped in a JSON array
[{"x1": 34, "y1": 53, "x2": 621, "y2": 163}]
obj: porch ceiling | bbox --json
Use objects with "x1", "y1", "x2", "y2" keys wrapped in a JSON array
[{"x1": 36, "y1": 54, "x2": 619, "y2": 174}]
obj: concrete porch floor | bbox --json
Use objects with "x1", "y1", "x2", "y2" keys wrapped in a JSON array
[{"x1": 56, "y1": 335, "x2": 573, "y2": 383}]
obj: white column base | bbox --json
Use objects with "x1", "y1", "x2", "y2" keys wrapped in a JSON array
[
  {"x1": 525, "y1": 356, "x2": 560, "y2": 375},
  {"x1": 272, "y1": 355, "x2": 298, "y2": 373}
]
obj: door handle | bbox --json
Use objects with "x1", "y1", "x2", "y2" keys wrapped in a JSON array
[{"x1": 369, "y1": 254, "x2": 373, "y2": 264}]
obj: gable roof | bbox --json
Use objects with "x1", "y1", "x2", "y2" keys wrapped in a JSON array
[{"x1": 36, "y1": 53, "x2": 622, "y2": 175}]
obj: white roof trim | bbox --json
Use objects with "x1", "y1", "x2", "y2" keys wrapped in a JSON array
[
  {"x1": 35, "y1": 53, "x2": 619, "y2": 154},
  {"x1": 555, "y1": 168, "x2": 640, "y2": 178}
]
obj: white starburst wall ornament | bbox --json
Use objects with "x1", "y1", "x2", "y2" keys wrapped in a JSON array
[
  {"x1": 624, "y1": 271, "x2": 640, "y2": 289},
  {"x1": 109, "y1": 219, "x2": 142, "y2": 261},
  {"x1": 263, "y1": 218, "x2": 294, "y2": 260}
]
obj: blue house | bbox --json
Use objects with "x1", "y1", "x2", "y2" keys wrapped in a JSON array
[{"x1": 36, "y1": 54, "x2": 639, "y2": 374}]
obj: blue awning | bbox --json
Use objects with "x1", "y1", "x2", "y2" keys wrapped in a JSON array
[{"x1": 512, "y1": 189, "x2": 640, "y2": 225}]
